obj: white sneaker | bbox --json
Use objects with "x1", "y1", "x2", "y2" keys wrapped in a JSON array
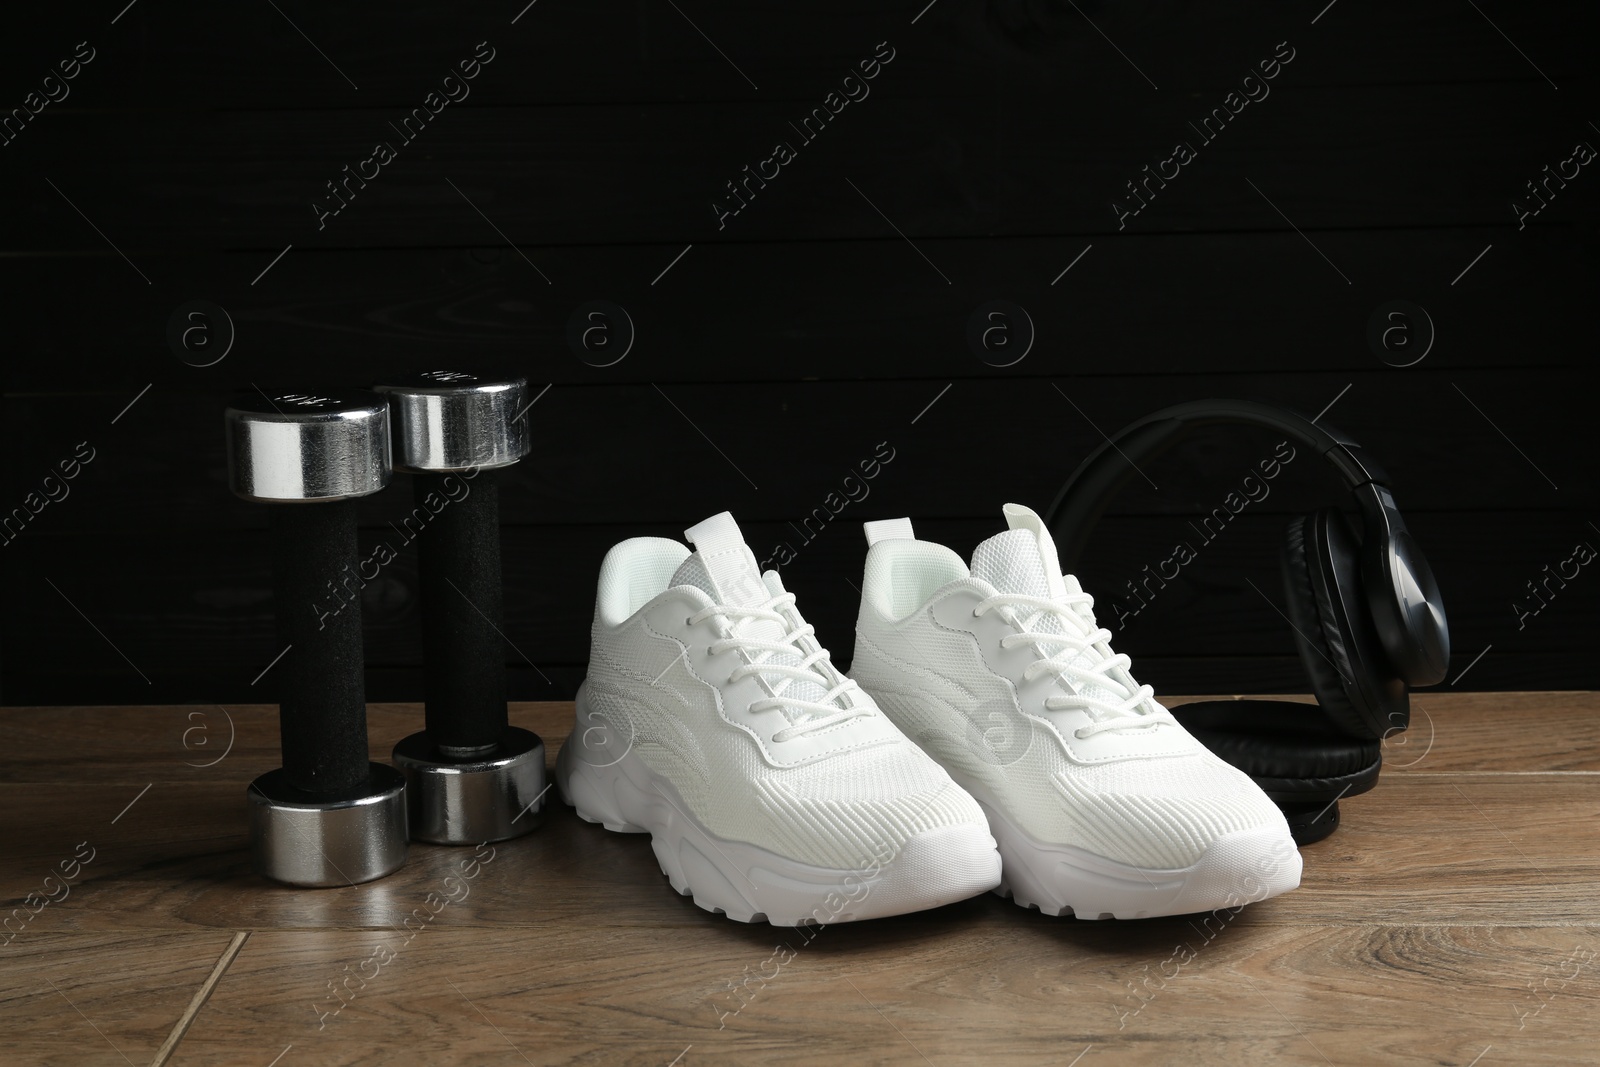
[
  {"x1": 556, "y1": 512, "x2": 1001, "y2": 926},
  {"x1": 847, "y1": 505, "x2": 1301, "y2": 920}
]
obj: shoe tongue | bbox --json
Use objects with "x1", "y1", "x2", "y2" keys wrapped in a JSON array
[
  {"x1": 667, "y1": 553, "x2": 723, "y2": 605},
  {"x1": 678, "y1": 512, "x2": 772, "y2": 608},
  {"x1": 970, "y1": 505, "x2": 1131, "y2": 714},
  {"x1": 673, "y1": 512, "x2": 836, "y2": 716},
  {"x1": 969, "y1": 503, "x2": 1068, "y2": 600},
  {"x1": 970, "y1": 529, "x2": 1056, "y2": 599}
]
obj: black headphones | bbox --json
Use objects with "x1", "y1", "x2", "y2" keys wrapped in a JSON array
[{"x1": 1045, "y1": 399, "x2": 1450, "y2": 843}]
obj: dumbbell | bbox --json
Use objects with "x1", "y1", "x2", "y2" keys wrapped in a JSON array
[
  {"x1": 224, "y1": 390, "x2": 408, "y2": 887},
  {"x1": 375, "y1": 372, "x2": 546, "y2": 845}
]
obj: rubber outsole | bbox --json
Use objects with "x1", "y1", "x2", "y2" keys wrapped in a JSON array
[{"x1": 556, "y1": 731, "x2": 1002, "y2": 926}]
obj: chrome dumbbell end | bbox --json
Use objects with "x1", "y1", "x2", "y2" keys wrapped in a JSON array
[
  {"x1": 225, "y1": 389, "x2": 392, "y2": 502},
  {"x1": 247, "y1": 765, "x2": 410, "y2": 887},
  {"x1": 374, "y1": 372, "x2": 530, "y2": 474},
  {"x1": 392, "y1": 727, "x2": 547, "y2": 845}
]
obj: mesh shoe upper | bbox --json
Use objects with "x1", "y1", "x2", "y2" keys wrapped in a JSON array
[
  {"x1": 850, "y1": 506, "x2": 1291, "y2": 870},
  {"x1": 584, "y1": 513, "x2": 991, "y2": 871}
]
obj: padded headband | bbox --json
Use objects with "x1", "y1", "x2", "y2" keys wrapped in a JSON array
[{"x1": 1045, "y1": 399, "x2": 1391, "y2": 571}]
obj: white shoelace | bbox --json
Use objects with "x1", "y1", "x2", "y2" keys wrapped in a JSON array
[
  {"x1": 688, "y1": 591, "x2": 871, "y2": 742},
  {"x1": 972, "y1": 591, "x2": 1174, "y2": 739}
]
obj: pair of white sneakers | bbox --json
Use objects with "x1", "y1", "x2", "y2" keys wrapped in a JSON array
[{"x1": 555, "y1": 505, "x2": 1300, "y2": 925}]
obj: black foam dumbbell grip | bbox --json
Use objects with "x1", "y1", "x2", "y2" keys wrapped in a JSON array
[
  {"x1": 269, "y1": 501, "x2": 373, "y2": 799},
  {"x1": 415, "y1": 470, "x2": 509, "y2": 757}
]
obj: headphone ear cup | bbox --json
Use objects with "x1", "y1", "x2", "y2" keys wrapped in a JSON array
[
  {"x1": 1170, "y1": 700, "x2": 1382, "y2": 844},
  {"x1": 1279, "y1": 801, "x2": 1342, "y2": 845},
  {"x1": 1280, "y1": 512, "x2": 1403, "y2": 740},
  {"x1": 1171, "y1": 700, "x2": 1382, "y2": 800}
]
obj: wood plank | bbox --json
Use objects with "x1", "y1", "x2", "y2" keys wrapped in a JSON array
[
  {"x1": 3, "y1": 1, "x2": 1589, "y2": 111},
  {"x1": 6, "y1": 371, "x2": 1595, "y2": 532},
  {"x1": 1, "y1": 225, "x2": 1587, "y2": 396},
  {"x1": 1, "y1": 699, "x2": 1594, "y2": 1063},
  {"x1": 2, "y1": 701, "x2": 1598, "y2": 931},
  {"x1": 0, "y1": 931, "x2": 243, "y2": 1067},
  {"x1": 6, "y1": 82, "x2": 1590, "y2": 250},
  {"x1": 166, "y1": 924, "x2": 1600, "y2": 1066},
  {"x1": 0, "y1": 703, "x2": 523, "y2": 787},
  {"x1": 4, "y1": 502, "x2": 1595, "y2": 703}
]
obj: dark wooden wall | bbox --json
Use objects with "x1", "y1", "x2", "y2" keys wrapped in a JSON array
[{"x1": 2, "y1": 1, "x2": 1595, "y2": 706}]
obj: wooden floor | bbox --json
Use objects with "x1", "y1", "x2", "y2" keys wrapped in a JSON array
[{"x1": 2, "y1": 694, "x2": 1597, "y2": 1066}]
